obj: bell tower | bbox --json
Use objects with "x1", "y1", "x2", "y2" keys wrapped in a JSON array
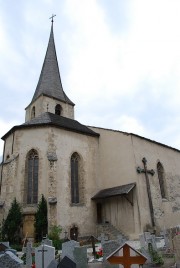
[{"x1": 25, "y1": 17, "x2": 74, "y2": 122}]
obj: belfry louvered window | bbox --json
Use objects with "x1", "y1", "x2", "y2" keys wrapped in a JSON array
[
  {"x1": 71, "y1": 153, "x2": 79, "y2": 203},
  {"x1": 55, "y1": 104, "x2": 62, "y2": 115},
  {"x1": 27, "y1": 149, "x2": 39, "y2": 204},
  {"x1": 157, "y1": 162, "x2": 166, "y2": 199}
]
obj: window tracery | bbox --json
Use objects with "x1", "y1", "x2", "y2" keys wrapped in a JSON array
[{"x1": 26, "y1": 149, "x2": 39, "y2": 204}]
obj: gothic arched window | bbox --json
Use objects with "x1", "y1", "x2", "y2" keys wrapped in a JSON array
[
  {"x1": 71, "y1": 153, "x2": 80, "y2": 204},
  {"x1": 26, "y1": 149, "x2": 39, "y2": 204},
  {"x1": 55, "y1": 104, "x2": 62, "y2": 115},
  {"x1": 31, "y1": 106, "x2": 35, "y2": 119},
  {"x1": 157, "y1": 162, "x2": 166, "y2": 199}
]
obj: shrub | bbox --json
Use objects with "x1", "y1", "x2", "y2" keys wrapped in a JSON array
[
  {"x1": 48, "y1": 225, "x2": 62, "y2": 250},
  {"x1": 1, "y1": 198, "x2": 22, "y2": 243},
  {"x1": 34, "y1": 195, "x2": 48, "y2": 241},
  {"x1": 148, "y1": 243, "x2": 164, "y2": 266}
]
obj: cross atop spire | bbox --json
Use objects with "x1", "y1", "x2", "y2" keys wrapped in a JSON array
[{"x1": 49, "y1": 14, "x2": 56, "y2": 24}]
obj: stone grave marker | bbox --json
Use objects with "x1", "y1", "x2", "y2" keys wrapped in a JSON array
[
  {"x1": 117, "y1": 234, "x2": 126, "y2": 245},
  {"x1": 139, "y1": 233, "x2": 146, "y2": 249},
  {"x1": 160, "y1": 229, "x2": 170, "y2": 249},
  {"x1": 173, "y1": 235, "x2": 180, "y2": 267},
  {"x1": 42, "y1": 238, "x2": 53, "y2": 246},
  {"x1": 0, "y1": 242, "x2": 8, "y2": 252},
  {"x1": 73, "y1": 246, "x2": 87, "y2": 268},
  {"x1": 144, "y1": 232, "x2": 151, "y2": 241},
  {"x1": 0, "y1": 241, "x2": 9, "y2": 248},
  {"x1": 62, "y1": 240, "x2": 79, "y2": 260},
  {"x1": 22, "y1": 241, "x2": 35, "y2": 268},
  {"x1": 0, "y1": 250, "x2": 23, "y2": 268},
  {"x1": 102, "y1": 240, "x2": 120, "y2": 268},
  {"x1": 6, "y1": 248, "x2": 17, "y2": 255},
  {"x1": 35, "y1": 244, "x2": 55, "y2": 268},
  {"x1": 146, "y1": 235, "x2": 157, "y2": 251},
  {"x1": 140, "y1": 247, "x2": 151, "y2": 263},
  {"x1": 59, "y1": 256, "x2": 76, "y2": 268},
  {"x1": 47, "y1": 259, "x2": 58, "y2": 268},
  {"x1": 98, "y1": 233, "x2": 108, "y2": 244}
]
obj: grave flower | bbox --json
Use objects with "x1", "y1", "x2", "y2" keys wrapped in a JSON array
[{"x1": 96, "y1": 248, "x2": 103, "y2": 259}]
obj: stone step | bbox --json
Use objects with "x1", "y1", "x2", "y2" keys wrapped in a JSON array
[{"x1": 96, "y1": 223, "x2": 128, "y2": 241}]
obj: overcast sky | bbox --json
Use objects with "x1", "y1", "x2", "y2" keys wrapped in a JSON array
[{"x1": 1, "y1": 0, "x2": 180, "y2": 157}]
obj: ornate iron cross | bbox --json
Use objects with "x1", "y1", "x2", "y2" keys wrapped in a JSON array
[{"x1": 137, "y1": 157, "x2": 155, "y2": 228}]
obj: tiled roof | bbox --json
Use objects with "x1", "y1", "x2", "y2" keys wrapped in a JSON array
[
  {"x1": 1, "y1": 112, "x2": 99, "y2": 140},
  {"x1": 30, "y1": 24, "x2": 74, "y2": 106},
  {"x1": 91, "y1": 183, "x2": 136, "y2": 200}
]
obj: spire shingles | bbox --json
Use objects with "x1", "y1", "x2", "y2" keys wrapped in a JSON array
[{"x1": 31, "y1": 24, "x2": 74, "y2": 105}]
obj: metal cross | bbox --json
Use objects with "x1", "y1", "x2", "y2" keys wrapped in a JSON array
[
  {"x1": 49, "y1": 14, "x2": 56, "y2": 23},
  {"x1": 38, "y1": 242, "x2": 47, "y2": 268},
  {"x1": 137, "y1": 157, "x2": 155, "y2": 228}
]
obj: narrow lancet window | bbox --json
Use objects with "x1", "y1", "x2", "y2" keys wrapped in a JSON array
[
  {"x1": 26, "y1": 149, "x2": 39, "y2": 204},
  {"x1": 157, "y1": 162, "x2": 166, "y2": 199},
  {"x1": 71, "y1": 153, "x2": 80, "y2": 204}
]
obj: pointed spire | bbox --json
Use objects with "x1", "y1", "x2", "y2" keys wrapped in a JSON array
[{"x1": 31, "y1": 20, "x2": 74, "y2": 105}]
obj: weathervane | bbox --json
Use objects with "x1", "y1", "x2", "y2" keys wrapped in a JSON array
[{"x1": 49, "y1": 14, "x2": 56, "y2": 23}]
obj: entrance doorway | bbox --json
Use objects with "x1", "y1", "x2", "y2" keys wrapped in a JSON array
[
  {"x1": 97, "y1": 203, "x2": 102, "y2": 224},
  {"x1": 23, "y1": 214, "x2": 35, "y2": 239}
]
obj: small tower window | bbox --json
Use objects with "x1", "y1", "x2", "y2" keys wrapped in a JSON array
[
  {"x1": 55, "y1": 104, "x2": 62, "y2": 115},
  {"x1": 31, "y1": 106, "x2": 35, "y2": 119}
]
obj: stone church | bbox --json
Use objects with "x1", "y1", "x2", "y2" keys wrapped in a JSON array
[{"x1": 0, "y1": 22, "x2": 180, "y2": 240}]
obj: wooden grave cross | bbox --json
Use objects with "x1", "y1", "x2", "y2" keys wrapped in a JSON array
[{"x1": 107, "y1": 243, "x2": 147, "y2": 268}]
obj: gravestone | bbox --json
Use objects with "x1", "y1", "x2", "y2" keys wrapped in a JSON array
[
  {"x1": 160, "y1": 229, "x2": 170, "y2": 249},
  {"x1": 0, "y1": 251, "x2": 23, "y2": 268},
  {"x1": 144, "y1": 232, "x2": 151, "y2": 241},
  {"x1": 102, "y1": 240, "x2": 120, "y2": 268},
  {"x1": 35, "y1": 244, "x2": 55, "y2": 268},
  {"x1": 173, "y1": 235, "x2": 180, "y2": 267},
  {"x1": 146, "y1": 235, "x2": 157, "y2": 251},
  {"x1": 0, "y1": 241, "x2": 9, "y2": 248},
  {"x1": 42, "y1": 238, "x2": 53, "y2": 247},
  {"x1": 62, "y1": 240, "x2": 79, "y2": 260},
  {"x1": 98, "y1": 233, "x2": 108, "y2": 244},
  {"x1": 59, "y1": 256, "x2": 76, "y2": 268},
  {"x1": 139, "y1": 234, "x2": 146, "y2": 249},
  {"x1": 117, "y1": 234, "x2": 126, "y2": 245},
  {"x1": 73, "y1": 246, "x2": 87, "y2": 268},
  {"x1": 47, "y1": 259, "x2": 58, "y2": 268},
  {"x1": 0, "y1": 243, "x2": 8, "y2": 252},
  {"x1": 22, "y1": 241, "x2": 35, "y2": 268},
  {"x1": 5, "y1": 248, "x2": 17, "y2": 255}
]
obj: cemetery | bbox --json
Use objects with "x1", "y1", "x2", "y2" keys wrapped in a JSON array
[
  {"x1": 0, "y1": 225, "x2": 180, "y2": 267},
  {"x1": 0, "y1": 198, "x2": 180, "y2": 267}
]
